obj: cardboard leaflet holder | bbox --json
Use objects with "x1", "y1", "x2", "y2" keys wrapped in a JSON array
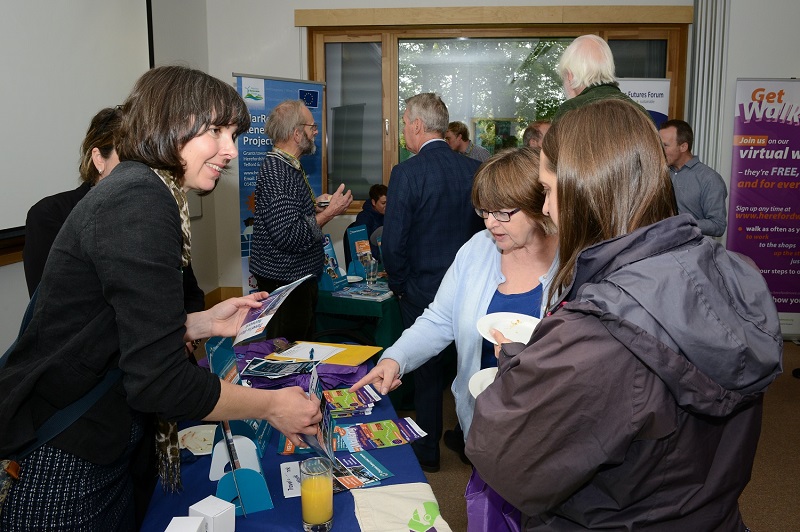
[
  {"x1": 209, "y1": 422, "x2": 274, "y2": 516},
  {"x1": 346, "y1": 224, "x2": 371, "y2": 278},
  {"x1": 319, "y1": 233, "x2": 348, "y2": 292}
]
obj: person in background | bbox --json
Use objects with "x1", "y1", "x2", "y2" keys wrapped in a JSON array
[
  {"x1": 23, "y1": 107, "x2": 206, "y2": 314},
  {"x1": 0, "y1": 66, "x2": 322, "y2": 532},
  {"x1": 355, "y1": 183, "x2": 387, "y2": 261},
  {"x1": 466, "y1": 99, "x2": 782, "y2": 530},
  {"x1": 249, "y1": 99, "x2": 352, "y2": 342},
  {"x1": 352, "y1": 147, "x2": 557, "y2": 475},
  {"x1": 522, "y1": 120, "x2": 551, "y2": 149},
  {"x1": 382, "y1": 93, "x2": 484, "y2": 472},
  {"x1": 659, "y1": 119, "x2": 728, "y2": 237},
  {"x1": 553, "y1": 34, "x2": 647, "y2": 121},
  {"x1": 23, "y1": 107, "x2": 121, "y2": 297},
  {"x1": 445, "y1": 121, "x2": 491, "y2": 162}
]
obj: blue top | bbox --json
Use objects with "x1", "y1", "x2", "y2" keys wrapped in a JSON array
[
  {"x1": 480, "y1": 285, "x2": 542, "y2": 369},
  {"x1": 382, "y1": 229, "x2": 555, "y2": 437}
]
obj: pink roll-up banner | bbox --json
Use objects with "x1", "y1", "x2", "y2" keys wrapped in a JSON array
[{"x1": 727, "y1": 79, "x2": 800, "y2": 339}]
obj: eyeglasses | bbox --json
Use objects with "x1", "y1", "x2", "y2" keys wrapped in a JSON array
[
  {"x1": 301, "y1": 123, "x2": 319, "y2": 132},
  {"x1": 475, "y1": 208, "x2": 521, "y2": 222}
]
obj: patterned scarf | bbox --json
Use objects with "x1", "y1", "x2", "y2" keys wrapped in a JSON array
[{"x1": 151, "y1": 168, "x2": 191, "y2": 492}]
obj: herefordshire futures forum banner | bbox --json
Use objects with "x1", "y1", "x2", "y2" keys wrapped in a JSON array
[
  {"x1": 235, "y1": 74, "x2": 325, "y2": 294},
  {"x1": 727, "y1": 78, "x2": 800, "y2": 335},
  {"x1": 618, "y1": 78, "x2": 670, "y2": 128}
]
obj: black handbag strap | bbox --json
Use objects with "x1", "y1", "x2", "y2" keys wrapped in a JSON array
[
  {"x1": 3, "y1": 287, "x2": 124, "y2": 460},
  {"x1": 0, "y1": 287, "x2": 39, "y2": 370}
]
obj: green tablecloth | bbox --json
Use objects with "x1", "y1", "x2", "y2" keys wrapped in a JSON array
[{"x1": 315, "y1": 285, "x2": 403, "y2": 350}]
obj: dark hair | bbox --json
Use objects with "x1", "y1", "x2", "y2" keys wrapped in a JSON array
[
  {"x1": 447, "y1": 121, "x2": 470, "y2": 142},
  {"x1": 116, "y1": 65, "x2": 251, "y2": 184},
  {"x1": 659, "y1": 119, "x2": 694, "y2": 152},
  {"x1": 522, "y1": 120, "x2": 551, "y2": 147},
  {"x1": 471, "y1": 147, "x2": 556, "y2": 236},
  {"x1": 369, "y1": 184, "x2": 388, "y2": 202},
  {"x1": 79, "y1": 107, "x2": 122, "y2": 184},
  {"x1": 542, "y1": 99, "x2": 676, "y2": 303}
]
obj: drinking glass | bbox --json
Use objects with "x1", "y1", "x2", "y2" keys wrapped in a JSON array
[
  {"x1": 366, "y1": 258, "x2": 379, "y2": 285},
  {"x1": 300, "y1": 457, "x2": 333, "y2": 531}
]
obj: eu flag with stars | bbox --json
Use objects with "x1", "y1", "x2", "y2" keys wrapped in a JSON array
[{"x1": 299, "y1": 90, "x2": 319, "y2": 108}]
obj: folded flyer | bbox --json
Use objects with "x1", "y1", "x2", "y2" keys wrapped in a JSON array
[
  {"x1": 340, "y1": 418, "x2": 427, "y2": 453},
  {"x1": 233, "y1": 274, "x2": 314, "y2": 345}
]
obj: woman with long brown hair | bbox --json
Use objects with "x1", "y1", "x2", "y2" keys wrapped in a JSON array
[{"x1": 467, "y1": 99, "x2": 782, "y2": 530}]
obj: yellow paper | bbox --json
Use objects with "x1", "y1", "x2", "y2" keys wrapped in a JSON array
[{"x1": 266, "y1": 342, "x2": 380, "y2": 366}]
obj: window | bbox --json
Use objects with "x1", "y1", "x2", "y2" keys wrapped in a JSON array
[
  {"x1": 303, "y1": 7, "x2": 691, "y2": 204},
  {"x1": 398, "y1": 37, "x2": 570, "y2": 159},
  {"x1": 325, "y1": 42, "x2": 383, "y2": 199}
]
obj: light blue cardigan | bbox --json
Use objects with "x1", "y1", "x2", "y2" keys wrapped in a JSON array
[{"x1": 381, "y1": 229, "x2": 555, "y2": 439}]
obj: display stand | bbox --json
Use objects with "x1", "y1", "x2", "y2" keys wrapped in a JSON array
[
  {"x1": 209, "y1": 436, "x2": 274, "y2": 515},
  {"x1": 346, "y1": 224, "x2": 370, "y2": 278},
  {"x1": 319, "y1": 233, "x2": 348, "y2": 292},
  {"x1": 213, "y1": 420, "x2": 271, "y2": 457}
]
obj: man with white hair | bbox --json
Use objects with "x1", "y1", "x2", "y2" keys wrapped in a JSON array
[{"x1": 553, "y1": 34, "x2": 647, "y2": 120}]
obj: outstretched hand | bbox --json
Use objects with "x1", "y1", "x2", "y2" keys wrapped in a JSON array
[{"x1": 350, "y1": 358, "x2": 402, "y2": 396}]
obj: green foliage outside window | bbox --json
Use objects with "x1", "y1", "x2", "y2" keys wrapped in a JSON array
[{"x1": 398, "y1": 37, "x2": 570, "y2": 157}]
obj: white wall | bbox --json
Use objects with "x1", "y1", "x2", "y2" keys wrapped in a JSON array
[{"x1": 0, "y1": 1, "x2": 149, "y2": 349}]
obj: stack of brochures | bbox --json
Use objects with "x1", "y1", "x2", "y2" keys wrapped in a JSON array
[
  {"x1": 322, "y1": 385, "x2": 382, "y2": 419},
  {"x1": 331, "y1": 282, "x2": 393, "y2": 302}
]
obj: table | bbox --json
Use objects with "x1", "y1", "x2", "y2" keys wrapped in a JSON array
[
  {"x1": 315, "y1": 289, "x2": 415, "y2": 410},
  {"x1": 315, "y1": 289, "x2": 403, "y2": 352},
  {"x1": 141, "y1": 396, "x2": 427, "y2": 531}
]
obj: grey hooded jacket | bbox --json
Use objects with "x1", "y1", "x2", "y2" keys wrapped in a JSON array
[{"x1": 467, "y1": 214, "x2": 783, "y2": 531}]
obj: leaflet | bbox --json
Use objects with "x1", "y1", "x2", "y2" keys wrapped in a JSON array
[{"x1": 233, "y1": 274, "x2": 314, "y2": 346}]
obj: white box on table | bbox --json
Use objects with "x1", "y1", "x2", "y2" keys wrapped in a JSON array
[
  {"x1": 164, "y1": 516, "x2": 205, "y2": 532},
  {"x1": 189, "y1": 495, "x2": 235, "y2": 532}
]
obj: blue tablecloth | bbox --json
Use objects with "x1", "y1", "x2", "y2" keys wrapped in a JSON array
[{"x1": 141, "y1": 397, "x2": 426, "y2": 531}]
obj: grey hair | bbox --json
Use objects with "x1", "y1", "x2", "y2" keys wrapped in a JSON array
[
  {"x1": 405, "y1": 93, "x2": 449, "y2": 134},
  {"x1": 558, "y1": 35, "x2": 616, "y2": 91},
  {"x1": 265, "y1": 100, "x2": 307, "y2": 143}
]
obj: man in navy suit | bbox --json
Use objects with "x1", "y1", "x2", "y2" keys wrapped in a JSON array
[{"x1": 382, "y1": 93, "x2": 483, "y2": 472}]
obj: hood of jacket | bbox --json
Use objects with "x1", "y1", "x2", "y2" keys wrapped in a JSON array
[{"x1": 558, "y1": 214, "x2": 782, "y2": 417}]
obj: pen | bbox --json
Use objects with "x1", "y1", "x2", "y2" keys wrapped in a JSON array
[{"x1": 309, "y1": 348, "x2": 315, "y2": 360}]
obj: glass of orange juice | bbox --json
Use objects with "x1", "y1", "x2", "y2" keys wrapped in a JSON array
[{"x1": 300, "y1": 457, "x2": 333, "y2": 531}]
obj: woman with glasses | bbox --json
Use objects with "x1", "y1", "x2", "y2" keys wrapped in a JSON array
[
  {"x1": 351, "y1": 146, "x2": 557, "y2": 455},
  {"x1": 466, "y1": 100, "x2": 782, "y2": 530}
]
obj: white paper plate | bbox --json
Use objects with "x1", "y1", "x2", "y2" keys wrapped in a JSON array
[
  {"x1": 469, "y1": 367, "x2": 498, "y2": 398},
  {"x1": 476, "y1": 312, "x2": 540, "y2": 345},
  {"x1": 347, "y1": 275, "x2": 363, "y2": 283},
  {"x1": 178, "y1": 425, "x2": 216, "y2": 456}
]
